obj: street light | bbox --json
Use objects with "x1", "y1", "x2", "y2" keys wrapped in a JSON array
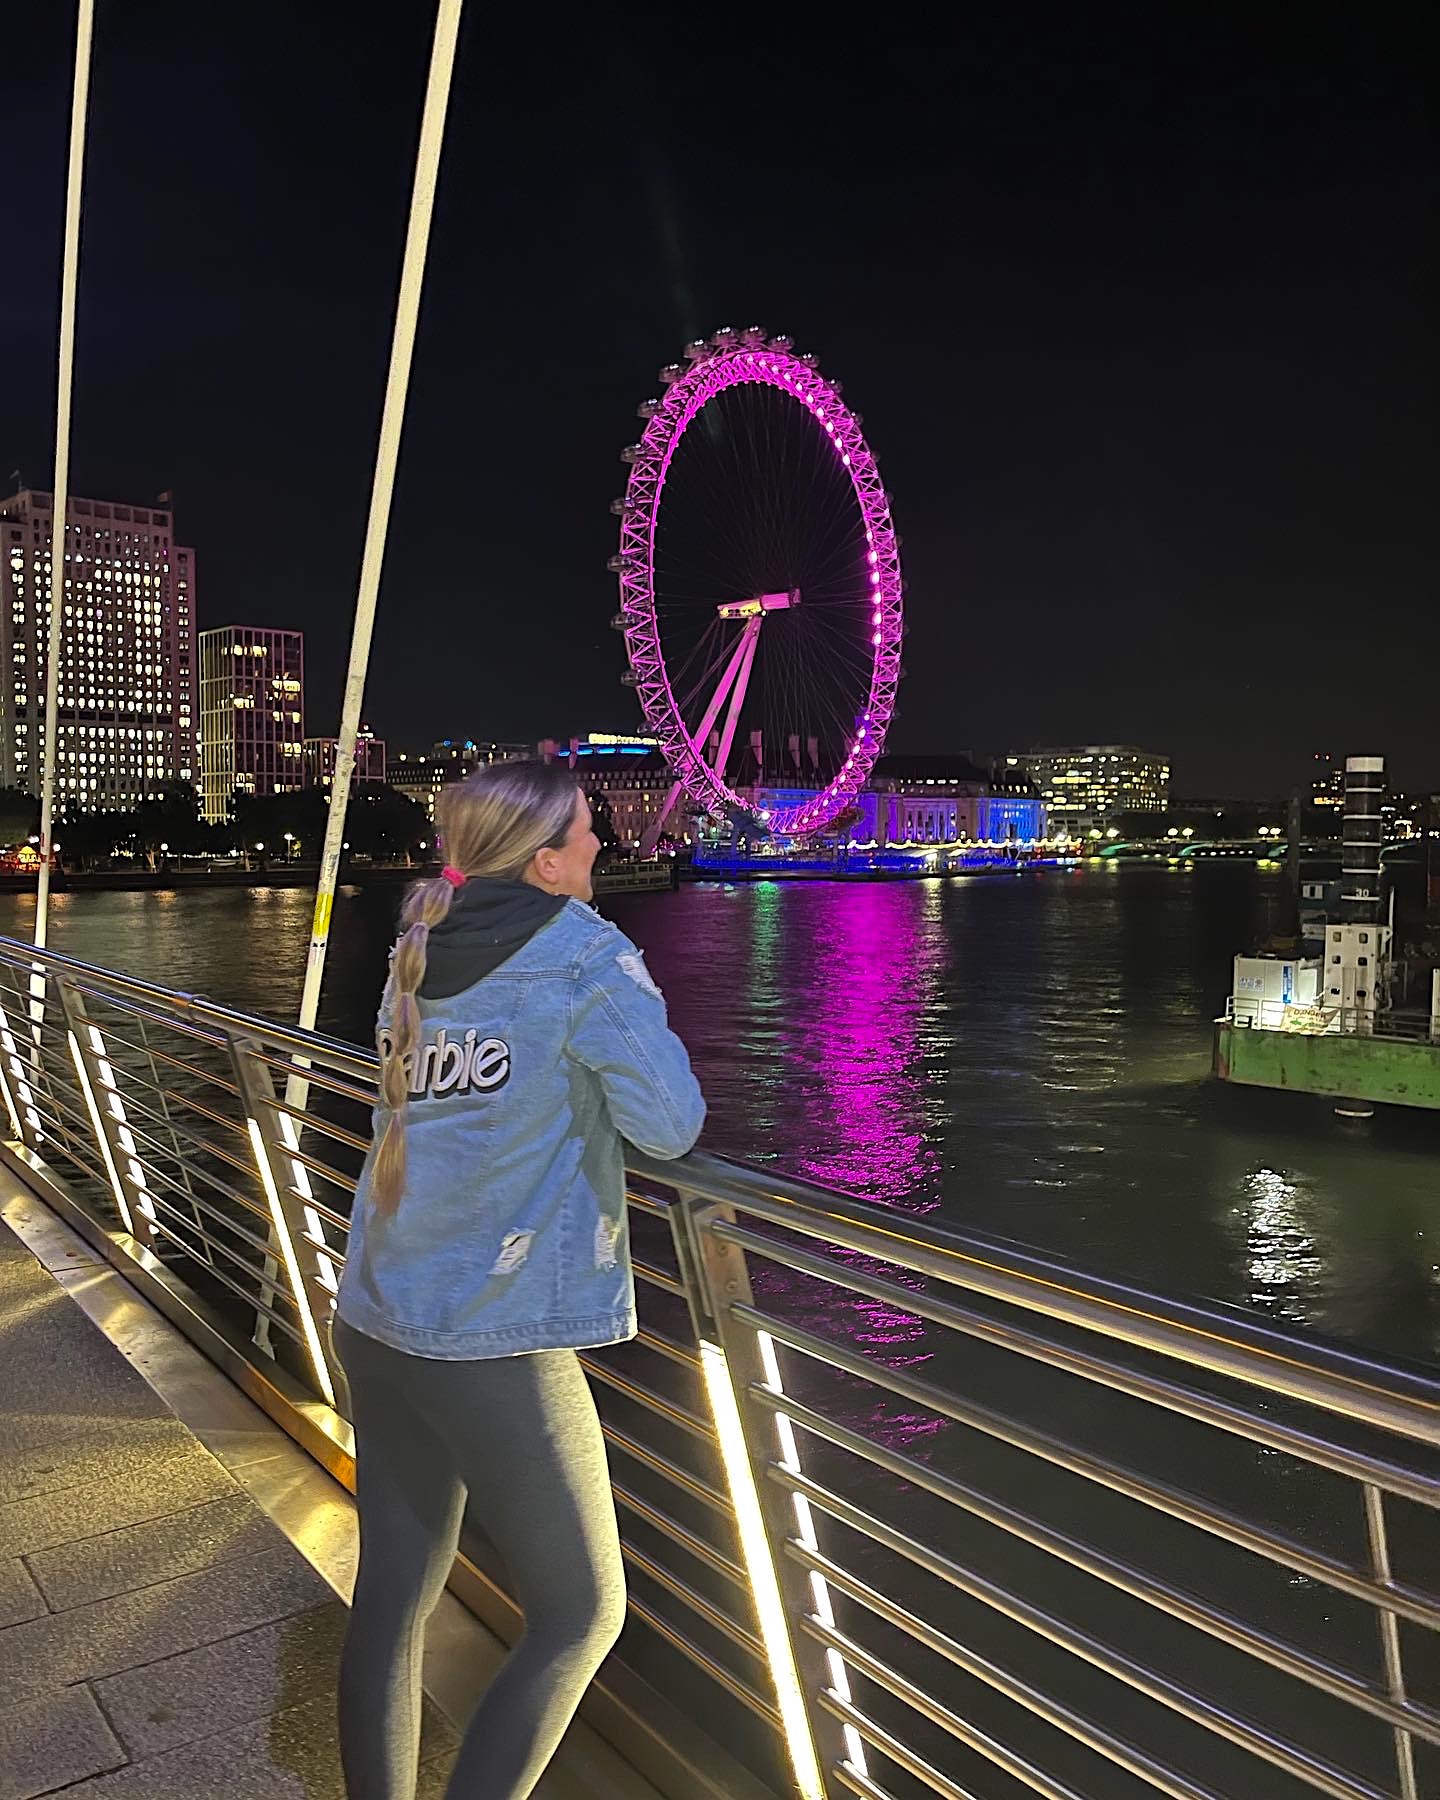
[{"x1": 283, "y1": 831, "x2": 294, "y2": 862}]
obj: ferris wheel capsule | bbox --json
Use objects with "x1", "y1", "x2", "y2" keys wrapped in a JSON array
[
  {"x1": 610, "y1": 613, "x2": 629, "y2": 630},
  {"x1": 620, "y1": 669, "x2": 640, "y2": 687},
  {"x1": 620, "y1": 443, "x2": 644, "y2": 463},
  {"x1": 768, "y1": 334, "x2": 793, "y2": 351},
  {"x1": 658, "y1": 363, "x2": 685, "y2": 385},
  {"x1": 741, "y1": 324, "x2": 766, "y2": 345},
  {"x1": 684, "y1": 339, "x2": 710, "y2": 360},
  {"x1": 711, "y1": 326, "x2": 737, "y2": 347},
  {"x1": 606, "y1": 554, "x2": 631, "y2": 573},
  {"x1": 636, "y1": 398, "x2": 661, "y2": 419},
  {"x1": 609, "y1": 497, "x2": 629, "y2": 515},
  {"x1": 798, "y1": 351, "x2": 820, "y2": 368}
]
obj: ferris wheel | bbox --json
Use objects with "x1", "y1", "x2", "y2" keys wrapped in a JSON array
[{"x1": 611, "y1": 327, "x2": 904, "y2": 850}]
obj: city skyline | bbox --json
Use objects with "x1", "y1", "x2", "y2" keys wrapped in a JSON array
[{"x1": 3, "y1": 8, "x2": 1435, "y2": 799}]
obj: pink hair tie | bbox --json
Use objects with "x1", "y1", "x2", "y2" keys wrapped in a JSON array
[{"x1": 440, "y1": 866, "x2": 467, "y2": 888}]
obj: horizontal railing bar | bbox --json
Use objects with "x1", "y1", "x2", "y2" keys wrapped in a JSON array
[
  {"x1": 798, "y1": 1558, "x2": 1237, "y2": 1800},
  {"x1": 723, "y1": 1253, "x2": 1440, "y2": 1509},
  {"x1": 624, "y1": 1591, "x2": 780, "y2": 1729},
  {"x1": 269, "y1": 1110, "x2": 370, "y2": 1162},
  {"x1": 744, "y1": 1317, "x2": 1440, "y2": 1631},
  {"x1": 280, "y1": 1182, "x2": 353, "y2": 1236},
  {"x1": 776, "y1": 1456, "x2": 1440, "y2": 1741},
  {"x1": 658, "y1": 1145, "x2": 1440, "y2": 1414},
  {"x1": 275, "y1": 1141, "x2": 360, "y2": 1204},
  {"x1": 60, "y1": 984, "x2": 237, "y2": 1063},
  {"x1": 135, "y1": 1210, "x2": 303, "y2": 1339},
  {"x1": 633, "y1": 1324, "x2": 701, "y2": 1369},
  {"x1": 654, "y1": 1149, "x2": 1440, "y2": 1445},
  {"x1": 624, "y1": 1187, "x2": 674, "y2": 1218},
  {"x1": 132, "y1": 1142, "x2": 272, "y2": 1230},
  {"x1": 0, "y1": 940, "x2": 378, "y2": 1078},
  {"x1": 581, "y1": 1358, "x2": 715, "y2": 1443},
  {"x1": 89, "y1": 1074, "x2": 253, "y2": 1167},
  {"x1": 631, "y1": 1255, "x2": 688, "y2": 1297},
  {"x1": 236, "y1": 1043, "x2": 379, "y2": 1109},
  {"x1": 786, "y1": 1461, "x2": 1392, "y2": 1800},
  {"x1": 611, "y1": 1482, "x2": 747, "y2": 1586},
  {"x1": 621, "y1": 1543, "x2": 764, "y2": 1660},
  {"x1": 78, "y1": 1017, "x2": 239, "y2": 1093},
  {"x1": 831, "y1": 1765, "x2": 903, "y2": 1800},
  {"x1": 83, "y1": 1097, "x2": 268, "y2": 1210},
  {"x1": 118, "y1": 1079, "x2": 250, "y2": 1145},
  {"x1": 132, "y1": 1164, "x2": 279, "y2": 1262},
  {"x1": 813, "y1": 1632, "x2": 1108, "y2": 1800},
  {"x1": 818, "y1": 1691, "x2": 1023, "y2": 1800},
  {"x1": 601, "y1": 1423, "x2": 731, "y2": 1515}
]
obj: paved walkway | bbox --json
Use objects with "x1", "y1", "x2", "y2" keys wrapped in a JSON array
[{"x1": 0, "y1": 1190, "x2": 659, "y2": 1800}]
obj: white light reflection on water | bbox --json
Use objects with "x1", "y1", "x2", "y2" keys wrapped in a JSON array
[{"x1": 1237, "y1": 1166, "x2": 1323, "y2": 1321}]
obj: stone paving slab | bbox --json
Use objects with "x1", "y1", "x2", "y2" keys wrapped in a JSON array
[
  {"x1": 0, "y1": 1687, "x2": 126, "y2": 1800},
  {"x1": 25, "y1": 1489, "x2": 281, "y2": 1612},
  {"x1": 0, "y1": 1447, "x2": 238, "y2": 1561},
  {"x1": 0, "y1": 1418, "x2": 202, "y2": 1507},
  {"x1": 0, "y1": 1556, "x2": 46, "y2": 1628},
  {"x1": 95, "y1": 1597, "x2": 459, "y2": 1763},
  {"x1": 52, "y1": 1692, "x2": 353, "y2": 1799},
  {"x1": 0, "y1": 1539, "x2": 333, "y2": 1706}
]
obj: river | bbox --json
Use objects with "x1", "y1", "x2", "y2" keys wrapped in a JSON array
[{"x1": 5, "y1": 861, "x2": 1437, "y2": 1364}]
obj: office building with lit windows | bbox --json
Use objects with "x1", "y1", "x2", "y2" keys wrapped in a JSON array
[
  {"x1": 1009, "y1": 745, "x2": 1170, "y2": 830},
  {"x1": 198, "y1": 626, "x2": 304, "y2": 821},
  {"x1": 304, "y1": 726, "x2": 386, "y2": 793},
  {"x1": 0, "y1": 489, "x2": 197, "y2": 809}
]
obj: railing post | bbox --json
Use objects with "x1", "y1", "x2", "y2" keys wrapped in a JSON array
[
  {"x1": 1363, "y1": 1483, "x2": 1420, "y2": 1800},
  {"x1": 59, "y1": 984, "x2": 155, "y2": 1243},
  {"x1": 677, "y1": 1195, "x2": 851, "y2": 1800},
  {"x1": 0, "y1": 965, "x2": 44, "y2": 1152},
  {"x1": 225, "y1": 1030, "x2": 339, "y2": 1409}
]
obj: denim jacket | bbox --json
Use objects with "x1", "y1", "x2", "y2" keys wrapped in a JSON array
[{"x1": 336, "y1": 898, "x2": 705, "y2": 1359}]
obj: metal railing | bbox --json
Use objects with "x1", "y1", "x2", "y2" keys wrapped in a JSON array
[
  {"x1": 2, "y1": 932, "x2": 1438, "y2": 1800},
  {"x1": 1226, "y1": 995, "x2": 1440, "y2": 1043}
]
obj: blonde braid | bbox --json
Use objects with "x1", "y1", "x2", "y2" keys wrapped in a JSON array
[{"x1": 369, "y1": 875, "x2": 456, "y2": 1214}]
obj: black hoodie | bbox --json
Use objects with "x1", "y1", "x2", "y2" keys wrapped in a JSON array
[{"x1": 417, "y1": 877, "x2": 566, "y2": 1000}]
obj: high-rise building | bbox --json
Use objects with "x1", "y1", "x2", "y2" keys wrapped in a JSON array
[
  {"x1": 0, "y1": 489, "x2": 197, "y2": 808},
  {"x1": 1009, "y1": 745, "x2": 1170, "y2": 829},
  {"x1": 1311, "y1": 751, "x2": 1346, "y2": 811},
  {"x1": 198, "y1": 626, "x2": 304, "y2": 822},
  {"x1": 304, "y1": 726, "x2": 386, "y2": 794}
]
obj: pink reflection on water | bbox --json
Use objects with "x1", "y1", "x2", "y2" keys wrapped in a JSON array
[{"x1": 759, "y1": 883, "x2": 950, "y2": 1450}]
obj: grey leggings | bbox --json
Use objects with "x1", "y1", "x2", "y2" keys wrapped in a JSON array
[{"x1": 333, "y1": 1318, "x2": 627, "y2": 1800}]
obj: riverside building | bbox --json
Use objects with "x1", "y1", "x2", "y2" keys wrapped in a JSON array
[
  {"x1": 198, "y1": 626, "x2": 304, "y2": 822},
  {"x1": 0, "y1": 489, "x2": 197, "y2": 809}
]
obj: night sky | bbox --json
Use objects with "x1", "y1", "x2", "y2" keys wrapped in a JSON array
[{"x1": 4, "y1": 4, "x2": 1435, "y2": 797}]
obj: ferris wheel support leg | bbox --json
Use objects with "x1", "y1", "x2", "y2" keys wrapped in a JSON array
[
  {"x1": 712, "y1": 619, "x2": 761, "y2": 787},
  {"x1": 640, "y1": 781, "x2": 685, "y2": 860},
  {"x1": 638, "y1": 620, "x2": 761, "y2": 857}
]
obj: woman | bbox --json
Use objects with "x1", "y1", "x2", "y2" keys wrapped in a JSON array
[{"x1": 333, "y1": 759, "x2": 705, "y2": 1799}]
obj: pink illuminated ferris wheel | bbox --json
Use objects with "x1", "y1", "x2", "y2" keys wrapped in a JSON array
[{"x1": 611, "y1": 327, "x2": 903, "y2": 848}]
